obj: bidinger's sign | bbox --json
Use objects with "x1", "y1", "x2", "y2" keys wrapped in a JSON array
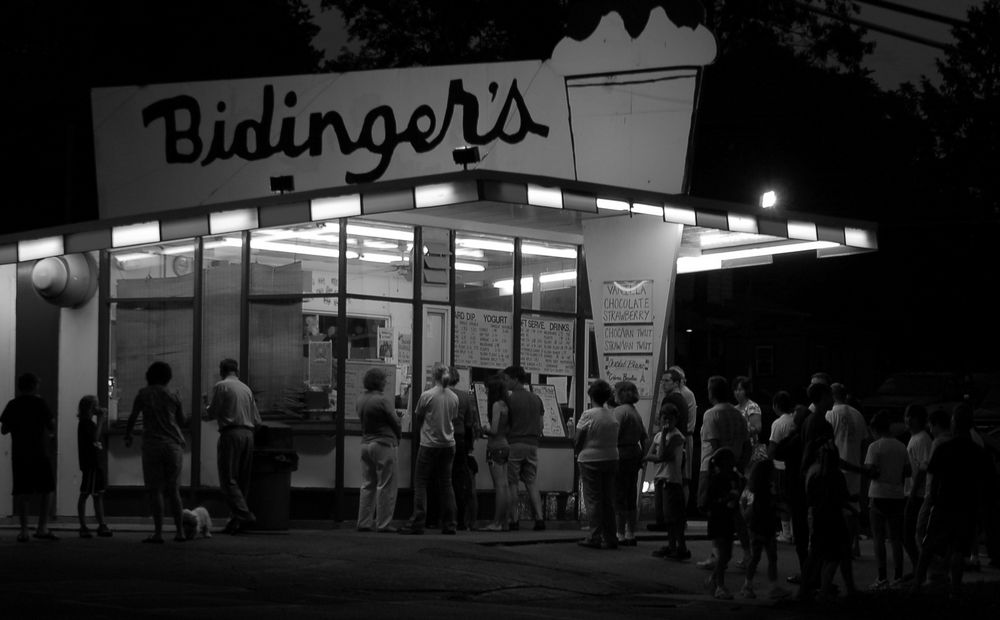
[{"x1": 91, "y1": 9, "x2": 716, "y2": 221}]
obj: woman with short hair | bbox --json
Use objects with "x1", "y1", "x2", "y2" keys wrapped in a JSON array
[{"x1": 357, "y1": 367, "x2": 402, "y2": 533}]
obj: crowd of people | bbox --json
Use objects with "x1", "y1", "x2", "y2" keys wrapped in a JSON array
[{"x1": 5, "y1": 361, "x2": 998, "y2": 604}]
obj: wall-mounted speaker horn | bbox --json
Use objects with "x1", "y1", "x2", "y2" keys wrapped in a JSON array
[{"x1": 30, "y1": 253, "x2": 98, "y2": 308}]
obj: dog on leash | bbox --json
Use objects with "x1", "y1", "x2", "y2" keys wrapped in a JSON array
[{"x1": 182, "y1": 506, "x2": 213, "y2": 540}]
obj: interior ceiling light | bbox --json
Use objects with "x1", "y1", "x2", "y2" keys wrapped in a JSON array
[
  {"x1": 539, "y1": 270, "x2": 576, "y2": 283},
  {"x1": 522, "y1": 244, "x2": 577, "y2": 259},
  {"x1": 455, "y1": 248, "x2": 484, "y2": 258},
  {"x1": 363, "y1": 240, "x2": 399, "y2": 249},
  {"x1": 455, "y1": 261, "x2": 486, "y2": 272},
  {"x1": 456, "y1": 238, "x2": 514, "y2": 253},
  {"x1": 493, "y1": 276, "x2": 534, "y2": 293},
  {"x1": 358, "y1": 252, "x2": 403, "y2": 263},
  {"x1": 345, "y1": 224, "x2": 413, "y2": 241}
]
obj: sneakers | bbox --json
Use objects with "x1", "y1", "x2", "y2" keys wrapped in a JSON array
[
  {"x1": 651, "y1": 546, "x2": 674, "y2": 558},
  {"x1": 697, "y1": 557, "x2": 717, "y2": 570},
  {"x1": 96, "y1": 524, "x2": 113, "y2": 538},
  {"x1": 739, "y1": 582, "x2": 756, "y2": 599},
  {"x1": 397, "y1": 527, "x2": 424, "y2": 535},
  {"x1": 713, "y1": 586, "x2": 734, "y2": 600},
  {"x1": 673, "y1": 548, "x2": 692, "y2": 560},
  {"x1": 869, "y1": 579, "x2": 889, "y2": 592},
  {"x1": 479, "y1": 522, "x2": 506, "y2": 532},
  {"x1": 79, "y1": 527, "x2": 93, "y2": 539}
]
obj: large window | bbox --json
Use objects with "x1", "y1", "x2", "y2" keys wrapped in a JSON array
[
  {"x1": 520, "y1": 239, "x2": 578, "y2": 313},
  {"x1": 454, "y1": 232, "x2": 514, "y2": 382},
  {"x1": 346, "y1": 220, "x2": 414, "y2": 299}
]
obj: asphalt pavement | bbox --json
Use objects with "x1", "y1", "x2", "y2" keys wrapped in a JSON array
[{"x1": 2, "y1": 517, "x2": 999, "y2": 619}]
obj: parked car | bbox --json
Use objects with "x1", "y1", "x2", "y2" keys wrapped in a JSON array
[
  {"x1": 974, "y1": 383, "x2": 1000, "y2": 433},
  {"x1": 860, "y1": 371, "x2": 970, "y2": 435}
]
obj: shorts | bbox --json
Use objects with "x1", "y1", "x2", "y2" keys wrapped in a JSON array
[
  {"x1": 487, "y1": 447, "x2": 510, "y2": 466},
  {"x1": 922, "y1": 506, "x2": 977, "y2": 556},
  {"x1": 80, "y1": 467, "x2": 107, "y2": 495},
  {"x1": 141, "y1": 442, "x2": 183, "y2": 490},
  {"x1": 11, "y1": 453, "x2": 56, "y2": 496},
  {"x1": 507, "y1": 443, "x2": 538, "y2": 486}
]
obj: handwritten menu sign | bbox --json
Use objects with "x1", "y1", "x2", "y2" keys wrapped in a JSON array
[
  {"x1": 531, "y1": 384, "x2": 566, "y2": 438},
  {"x1": 603, "y1": 355, "x2": 654, "y2": 399},
  {"x1": 601, "y1": 280, "x2": 654, "y2": 399},
  {"x1": 520, "y1": 316, "x2": 575, "y2": 376},
  {"x1": 473, "y1": 382, "x2": 490, "y2": 430},
  {"x1": 454, "y1": 307, "x2": 513, "y2": 369},
  {"x1": 344, "y1": 360, "x2": 396, "y2": 417}
]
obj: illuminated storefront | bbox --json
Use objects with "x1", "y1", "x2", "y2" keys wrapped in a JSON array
[{"x1": 0, "y1": 9, "x2": 875, "y2": 520}]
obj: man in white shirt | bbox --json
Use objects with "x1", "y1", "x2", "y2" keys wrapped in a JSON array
[{"x1": 826, "y1": 382, "x2": 868, "y2": 555}]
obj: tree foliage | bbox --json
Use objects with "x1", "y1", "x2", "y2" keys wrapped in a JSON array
[
  {"x1": 904, "y1": 0, "x2": 1000, "y2": 221},
  {"x1": 2, "y1": 0, "x2": 324, "y2": 232}
]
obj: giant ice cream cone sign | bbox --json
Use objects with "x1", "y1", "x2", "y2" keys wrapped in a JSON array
[
  {"x1": 550, "y1": 8, "x2": 716, "y2": 194},
  {"x1": 91, "y1": 8, "x2": 716, "y2": 220}
]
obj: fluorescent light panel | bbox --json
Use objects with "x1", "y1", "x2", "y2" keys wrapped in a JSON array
[
  {"x1": 414, "y1": 182, "x2": 477, "y2": 208},
  {"x1": 210, "y1": 209, "x2": 258, "y2": 234},
  {"x1": 311, "y1": 195, "x2": 361, "y2": 220},
  {"x1": 455, "y1": 261, "x2": 486, "y2": 272},
  {"x1": 678, "y1": 240, "x2": 839, "y2": 274},
  {"x1": 527, "y1": 184, "x2": 563, "y2": 209},
  {"x1": 727, "y1": 213, "x2": 758, "y2": 234},
  {"x1": 18, "y1": 236, "x2": 64, "y2": 261},
  {"x1": 631, "y1": 203, "x2": 663, "y2": 217},
  {"x1": 663, "y1": 205, "x2": 697, "y2": 225},
  {"x1": 493, "y1": 276, "x2": 534, "y2": 294},
  {"x1": 845, "y1": 227, "x2": 877, "y2": 249},
  {"x1": 522, "y1": 243, "x2": 577, "y2": 259},
  {"x1": 112, "y1": 221, "x2": 160, "y2": 248},
  {"x1": 786, "y1": 220, "x2": 818, "y2": 241},
  {"x1": 596, "y1": 198, "x2": 629, "y2": 212}
]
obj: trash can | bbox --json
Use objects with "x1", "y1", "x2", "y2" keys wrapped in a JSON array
[{"x1": 248, "y1": 422, "x2": 298, "y2": 530}]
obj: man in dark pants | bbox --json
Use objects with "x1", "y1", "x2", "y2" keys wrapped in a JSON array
[
  {"x1": 448, "y1": 366, "x2": 479, "y2": 529},
  {"x1": 204, "y1": 358, "x2": 261, "y2": 534}
]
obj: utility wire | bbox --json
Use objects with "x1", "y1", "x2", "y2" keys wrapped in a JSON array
[
  {"x1": 854, "y1": 0, "x2": 968, "y2": 29},
  {"x1": 794, "y1": 1, "x2": 950, "y2": 50}
]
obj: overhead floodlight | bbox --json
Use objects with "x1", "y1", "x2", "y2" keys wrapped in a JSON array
[
  {"x1": 452, "y1": 146, "x2": 481, "y2": 170},
  {"x1": 760, "y1": 190, "x2": 778, "y2": 209}
]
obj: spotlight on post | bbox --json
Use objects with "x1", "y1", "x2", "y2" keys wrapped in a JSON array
[
  {"x1": 452, "y1": 146, "x2": 481, "y2": 170},
  {"x1": 760, "y1": 190, "x2": 778, "y2": 209}
]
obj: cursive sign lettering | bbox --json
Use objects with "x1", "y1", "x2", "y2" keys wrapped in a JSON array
[{"x1": 142, "y1": 79, "x2": 550, "y2": 184}]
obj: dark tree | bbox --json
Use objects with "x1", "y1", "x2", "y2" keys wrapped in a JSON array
[{"x1": 2, "y1": 0, "x2": 324, "y2": 234}]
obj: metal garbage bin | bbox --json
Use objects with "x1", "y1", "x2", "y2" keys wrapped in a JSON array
[{"x1": 248, "y1": 422, "x2": 298, "y2": 531}]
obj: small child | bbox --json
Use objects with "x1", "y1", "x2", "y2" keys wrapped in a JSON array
[
  {"x1": 646, "y1": 403, "x2": 690, "y2": 560},
  {"x1": 77, "y1": 395, "x2": 112, "y2": 538},
  {"x1": 738, "y1": 459, "x2": 790, "y2": 599},
  {"x1": 700, "y1": 447, "x2": 742, "y2": 600}
]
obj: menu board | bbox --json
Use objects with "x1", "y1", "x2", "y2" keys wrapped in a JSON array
[
  {"x1": 473, "y1": 382, "x2": 490, "y2": 430},
  {"x1": 520, "y1": 316, "x2": 575, "y2": 376},
  {"x1": 531, "y1": 384, "x2": 566, "y2": 438},
  {"x1": 343, "y1": 360, "x2": 397, "y2": 417},
  {"x1": 454, "y1": 307, "x2": 513, "y2": 369}
]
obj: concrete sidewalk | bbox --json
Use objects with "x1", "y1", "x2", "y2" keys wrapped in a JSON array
[{"x1": 2, "y1": 517, "x2": 999, "y2": 619}]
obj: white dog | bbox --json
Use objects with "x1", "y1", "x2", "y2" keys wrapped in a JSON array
[{"x1": 182, "y1": 506, "x2": 213, "y2": 540}]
